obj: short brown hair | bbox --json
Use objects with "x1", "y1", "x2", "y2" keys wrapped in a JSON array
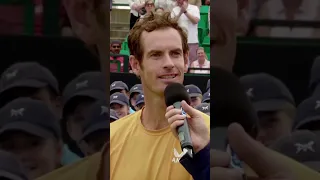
[{"x1": 128, "y1": 12, "x2": 189, "y2": 62}]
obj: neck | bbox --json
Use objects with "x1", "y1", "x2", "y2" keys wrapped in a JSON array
[{"x1": 141, "y1": 89, "x2": 169, "y2": 130}]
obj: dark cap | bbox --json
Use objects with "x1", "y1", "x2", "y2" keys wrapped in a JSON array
[
  {"x1": 206, "y1": 79, "x2": 210, "y2": 91},
  {"x1": 0, "y1": 62, "x2": 59, "y2": 95},
  {"x1": 129, "y1": 84, "x2": 143, "y2": 96},
  {"x1": 0, "y1": 150, "x2": 28, "y2": 180},
  {"x1": 202, "y1": 91, "x2": 210, "y2": 103},
  {"x1": 294, "y1": 96, "x2": 320, "y2": 130},
  {"x1": 80, "y1": 100, "x2": 109, "y2": 141},
  {"x1": 310, "y1": 56, "x2": 320, "y2": 92},
  {"x1": 240, "y1": 73, "x2": 295, "y2": 112},
  {"x1": 63, "y1": 71, "x2": 106, "y2": 105},
  {"x1": 110, "y1": 109, "x2": 118, "y2": 122},
  {"x1": 195, "y1": 103, "x2": 210, "y2": 114},
  {"x1": 270, "y1": 130, "x2": 320, "y2": 172},
  {"x1": 0, "y1": 98, "x2": 60, "y2": 139},
  {"x1": 185, "y1": 84, "x2": 202, "y2": 98},
  {"x1": 110, "y1": 81, "x2": 128, "y2": 92},
  {"x1": 110, "y1": 92, "x2": 129, "y2": 106},
  {"x1": 135, "y1": 94, "x2": 145, "y2": 106}
]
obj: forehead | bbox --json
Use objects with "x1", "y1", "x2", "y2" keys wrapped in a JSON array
[{"x1": 141, "y1": 28, "x2": 183, "y2": 54}]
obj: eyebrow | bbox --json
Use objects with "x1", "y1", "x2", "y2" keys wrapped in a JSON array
[{"x1": 147, "y1": 48, "x2": 183, "y2": 56}]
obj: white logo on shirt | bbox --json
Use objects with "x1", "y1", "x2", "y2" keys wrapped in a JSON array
[{"x1": 172, "y1": 148, "x2": 187, "y2": 163}]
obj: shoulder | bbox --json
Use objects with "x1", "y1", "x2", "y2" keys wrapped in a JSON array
[{"x1": 110, "y1": 111, "x2": 141, "y2": 137}]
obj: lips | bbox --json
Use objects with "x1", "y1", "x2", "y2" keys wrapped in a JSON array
[{"x1": 159, "y1": 74, "x2": 178, "y2": 79}]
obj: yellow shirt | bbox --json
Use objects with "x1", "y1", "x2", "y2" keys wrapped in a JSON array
[{"x1": 110, "y1": 109, "x2": 210, "y2": 180}]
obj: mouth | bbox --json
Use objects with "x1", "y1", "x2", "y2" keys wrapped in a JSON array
[{"x1": 158, "y1": 74, "x2": 178, "y2": 79}]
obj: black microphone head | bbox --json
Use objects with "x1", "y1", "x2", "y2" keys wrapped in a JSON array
[{"x1": 164, "y1": 83, "x2": 190, "y2": 107}]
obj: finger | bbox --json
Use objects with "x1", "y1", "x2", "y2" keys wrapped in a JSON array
[
  {"x1": 227, "y1": 123, "x2": 290, "y2": 178},
  {"x1": 168, "y1": 114, "x2": 186, "y2": 125},
  {"x1": 165, "y1": 109, "x2": 182, "y2": 120},
  {"x1": 210, "y1": 149, "x2": 230, "y2": 167},
  {"x1": 211, "y1": 167, "x2": 243, "y2": 180},
  {"x1": 181, "y1": 100, "x2": 200, "y2": 118},
  {"x1": 166, "y1": 105, "x2": 174, "y2": 112},
  {"x1": 170, "y1": 120, "x2": 184, "y2": 132}
]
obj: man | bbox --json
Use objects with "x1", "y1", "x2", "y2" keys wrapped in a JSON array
[
  {"x1": 240, "y1": 73, "x2": 296, "y2": 146},
  {"x1": 0, "y1": 150, "x2": 29, "y2": 180},
  {"x1": 171, "y1": 0, "x2": 200, "y2": 65},
  {"x1": 62, "y1": 71, "x2": 105, "y2": 161},
  {"x1": 110, "y1": 92, "x2": 130, "y2": 118},
  {"x1": 202, "y1": 91, "x2": 210, "y2": 103},
  {"x1": 269, "y1": 130, "x2": 320, "y2": 172},
  {"x1": 110, "y1": 81, "x2": 129, "y2": 95},
  {"x1": 185, "y1": 84, "x2": 202, "y2": 107},
  {"x1": 0, "y1": 98, "x2": 62, "y2": 179},
  {"x1": 110, "y1": 12, "x2": 210, "y2": 179},
  {"x1": 110, "y1": 40, "x2": 121, "y2": 54},
  {"x1": 195, "y1": 103, "x2": 210, "y2": 115},
  {"x1": 79, "y1": 100, "x2": 109, "y2": 156},
  {"x1": 135, "y1": 93, "x2": 145, "y2": 110},
  {"x1": 0, "y1": 62, "x2": 61, "y2": 117},
  {"x1": 129, "y1": 84, "x2": 143, "y2": 111}
]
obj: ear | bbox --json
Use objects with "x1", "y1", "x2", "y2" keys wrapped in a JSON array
[
  {"x1": 129, "y1": 55, "x2": 141, "y2": 77},
  {"x1": 183, "y1": 51, "x2": 189, "y2": 73}
]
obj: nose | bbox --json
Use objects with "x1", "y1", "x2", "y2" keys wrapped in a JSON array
[{"x1": 162, "y1": 54, "x2": 174, "y2": 69}]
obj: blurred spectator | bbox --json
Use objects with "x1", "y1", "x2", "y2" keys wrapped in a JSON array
[
  {"x1": 79, "y1": 100, "x2": 109, "y2": 156},
  {"x1": 293, "y1": 96, "x2": 320, "y2": 134},
  {"x1": 255, "y1": 0, "x2": 320, "y2": 38},
  {"x1": 202, "y1": 91, "x2": 210, "y2": 103},
  {"x1": 110, "y1": 109, "x2": 119, "y2": 122},
  {"x1": 270, "y1": 130, "x2": 320, "y2": 172},
  {"x1": 110, "y1": 40, "x2": 125, "y2": 72},
  {"x1": 135, "y1": 93, "x2": 145, "y2": 110},
  {"x1": 129, "y1": 84, "x2": 143, "y2": 112},
  {"x1": 0, "y1": 98, "x2": 61, "y2": 179},
  {"x1": 110, "y1": 92, "x2": 130, "y2": 118},
  {"x1": 62, "y1": 72, "x2": 105, "y2": 162},
  {"x1": 205, "y1": 0, "x2": 210, "y2": 5},
  {"x1": 0, "y1": 150, "x2": 29, "y2": 180},
  {"x1": 139, "y1": 0, "x2": 155, "y2": 21},
  {"x1": 185, "y1": 84, "x2": 202, "y2": 107},
  {"x1": 110, "y1": 81, "x2": 129, "y2": 96},
  {"x1": 110, "y1": 40, "x2": 122, "y2": 54},
  {"x1": 171, "y1": 0, "x2": 200, "y2": 65},
  {"x1": 195, "y1": 103, "x2": 210, "y2": 115},
  {"x1": 189, "y1": 47, "x2": 210, "y2": 74},
  {"x1": 129, "y1": 0, "x2": 146, "y2": 29},
  {"x1": 240, "y1": 73, "x2": 296, "y2": 146},
  {"x1": 188, "y1": 0, "x2": 202, "y2": 8},
  {"x1": 154, "y1": 0, "x2": 175, "y2": 11}
]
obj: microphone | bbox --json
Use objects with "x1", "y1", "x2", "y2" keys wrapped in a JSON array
[{"x1": 164, "y1": 83, "x2": 194, "y2": 159}]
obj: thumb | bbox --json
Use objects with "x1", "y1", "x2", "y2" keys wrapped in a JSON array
[
  {"x1": 181, "y1": 100, "x2": 199, "y2": 118},
  {"x1": 227, "y1": 123, "x2": 290, "y2": 178}
]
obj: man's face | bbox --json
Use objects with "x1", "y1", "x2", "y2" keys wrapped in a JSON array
[
  {"x1": 190, "y1": 96, "x2": 202, "y2": 107},
  {"x1": 83, "y1": 130, "x2": 109, "y2": 156},
  {"x1": 130, "y1": 28, "x2": 188, "y2": 95},
  {"x1": 176, "y1": 0, "x2": 184, "y2": 6},
  {"x1": 0, "y1": 132, "x2": 61, "y2": 179},
  {"x1": 256, "y1": 111, "x2": 293, "y2": 146},
  {"x1": 67, "y1": 101, "x2": 94, "y2": 141},
  {"x1": 111, "y1": 103, "x2": 129, "y2": 118},
  {"x1": 197, "y1": 49, "x2": 206, "y2": 60},
  {"x1": 110, "y1": 43, "x2": 121, "y2": 54}
]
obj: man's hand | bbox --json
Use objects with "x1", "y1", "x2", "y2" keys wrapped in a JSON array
[
  {"x1": 179, "y1": 1, "x2": 188, "y2": 13},
  {"x1": 165, "y1": 100, "x2": 209, "y2": 153},
  {"x1": 210, "y1": 123, "x2": 293, "y2": 180}
]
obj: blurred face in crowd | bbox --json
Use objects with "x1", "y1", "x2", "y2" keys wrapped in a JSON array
[
  {"x1": 256, "y1": 111, "x2": 293, "y2": 146},
  {"x1": 130, "y1": 93, "x2": 140, "y2": 107},
  {"x1": 66, "y1": 99, "x2": 95, "y2": 142},
  {"x1": 130, "y1": 28, "x2": 188, "y2": 95},
  {"x1": 110, "y1": 42, "x2": 121, "y2": 54},
  {"x1": 111, "y1": 103, "x2": 129, "y2": 118},
  {"x1": 145, "y1": 1, "x2": 155, "y2": 13},
  {"x1": 197, "y1": 48, "x2": 206, "y2": 61},
  {"x1": 0, "y1": 132, "x2": 61, "y2": 179},
  {"x1": 82, "y1": 130, "x2": 109, "y2": 156},
  {"x1": 190, "y1": 96, "x2": 202, "y2": 107},
  {"x1": 135, "y1": 103, "x2": 145, "y2": 111}
]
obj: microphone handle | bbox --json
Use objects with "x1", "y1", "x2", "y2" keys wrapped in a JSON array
[{"x1": 173, "y1": 102, "x2": 194, "y2": 154}]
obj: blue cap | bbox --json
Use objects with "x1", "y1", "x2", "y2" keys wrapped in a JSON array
[
  {"x1": 110, "y1": 92, "x2": 129, "y2": 106},
  {"x1": 136, "y1": 94, "x2": 145, "y2": 106},
  {"x1": 110, "y1": 81, "x2": 129, "y2": 92},
  {"x1": 202, "y1": 91, "x2": 210, "y2": 103},
  {"x1": 185, "y1": 84, "x2": 202, "y2": 97},
  {"x1": 130, "y1": 84, "x2": 143, "y2": 95}
]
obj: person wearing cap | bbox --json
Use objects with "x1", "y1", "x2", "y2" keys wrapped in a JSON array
[
  {"x1": 195, "y1": 103, "x2": 210, "y2": 115},
  {"x1": 202, "y1": 91, "x2": 210, "y2": 103},
  {"x1": 240, "y1": 73, "x2": 296, "y2": 146},
  {"x1": 110, "y1": 109, "x2": 119, "y2": 122},
  {"x1": 0, "y1": 150, "x2": 29, "y2": 180},
  {"x1": 0, "y1": 98, "x2": 62, "y2": 179},
  {"x1": 270, "y1": 130, "x2": 320, "y2": 172},
  {"x1": 110, "y1": 92, "x2": 130, "y2": 118},
  {"x1": 110, "y1": 81, "x2": 129, "y2": 96},
  {"x1": 61, "y1": 71, "x2": 106, "y2": 163},
  {"x1": 129, "y1": 84, "x2": 143, "y2": 111},
  {"x1": 185, "y1": 84, "x2": 203, "y2": 107},
  {"x1": 0, "y1": 62, "x2": 61, "y2": 117},
  {"x1": 293, "y1": 96, "x2": 320, "y2": 135},
  {"x1": 79, "y1": 100, "x2": 109, "y2": 156},
  {"x1": 135, "y1": 93, "x2": 145, "y2": 110}
]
